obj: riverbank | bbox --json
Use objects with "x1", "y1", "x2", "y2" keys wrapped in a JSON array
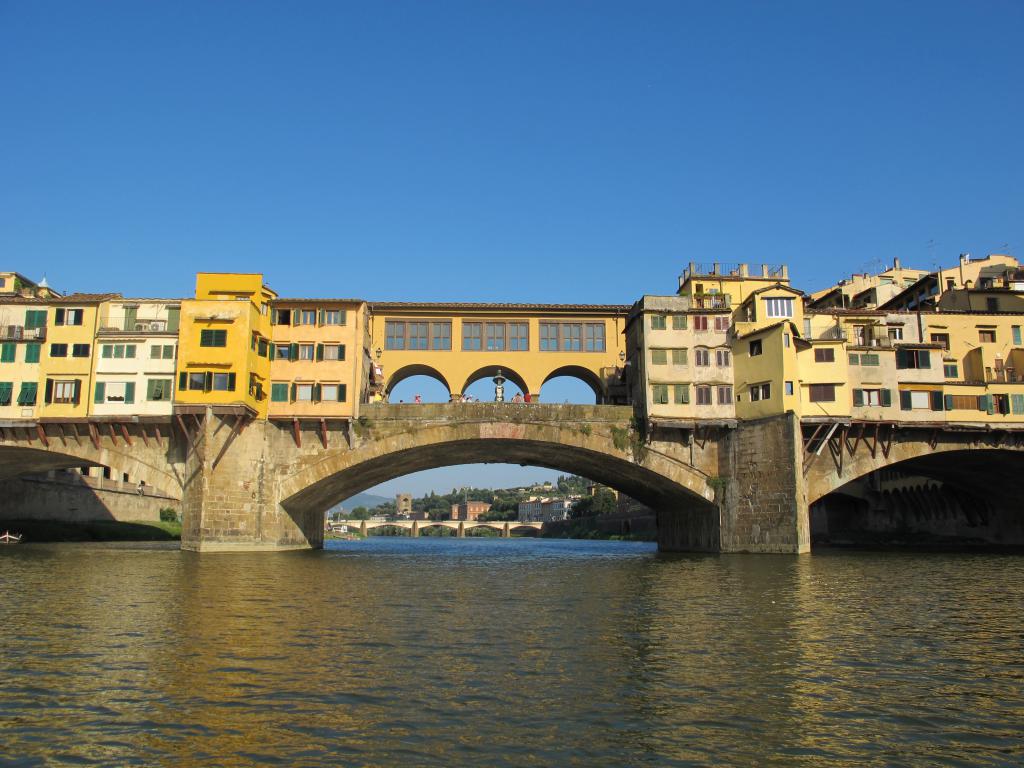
[
  {"x1": 542, "y1": 514, "x2": 657, "y2": 542},
  {"x1": 1, "y1": 519, "x2": 181, "y2": 542}
]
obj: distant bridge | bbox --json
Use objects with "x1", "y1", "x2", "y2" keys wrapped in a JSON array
[{"x1": 331, "y1": 518, "x2": 544, "y2": 537}]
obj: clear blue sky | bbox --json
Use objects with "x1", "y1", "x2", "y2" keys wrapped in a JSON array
[{"x1": 2, "y1": 1, "x2": 1021, "y2": 495}]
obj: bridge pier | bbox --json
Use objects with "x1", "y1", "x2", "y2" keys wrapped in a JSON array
[
  {"x1": 411, "y1": 520, "x2": 419, "y2": 537},
  {"x1": 457, "y1": 521, "x2": 465, "y2": 538},
  {"x1": 502, "y1": 522, "x2": 510, "y2": 538}
]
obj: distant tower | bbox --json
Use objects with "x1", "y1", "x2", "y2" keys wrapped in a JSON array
[{"x1": 396, "y1": 493, "x2": 413, "y2": 518}]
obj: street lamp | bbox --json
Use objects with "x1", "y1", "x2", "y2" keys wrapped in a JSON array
[
  {"x1": 375, "y1": 347, "x2": 382, "y2": 360},
  {"x1": 492, "y1": 369, "x2": 507, "y2": 402},
  {"x1": 618, "y1": 350, "x2": 626, "y2": 363}
]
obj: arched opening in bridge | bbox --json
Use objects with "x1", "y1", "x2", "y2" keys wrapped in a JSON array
[
  {"x1": 540, "y1": 366, "x2": 604, "y2": 404},
  {"x1": 809, "y1": 449, "x2": 1024, "y2": 549},
  {"x1": 385, "y1": 364, "x2": 452, "y2": 403},
  {"x1": 460, "y1": 366, "x2": 528, "y2": 403}
]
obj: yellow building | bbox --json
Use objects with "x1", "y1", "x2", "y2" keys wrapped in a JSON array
[
  {"x1": 0, "y1": 296, "x2": 50, "y2": 419},
  {"x1": 268, "y1": 299, "x2": 369, "y2": 420},
  {"x1": 368, "y1": 302, "x2": 628, "y2": 402},
  {"x1": 37, "y1": 294, "x2": 115, "y2": 420},
  {"x1": 175, "y1": 274, "x2": 276, "y2": 418}
]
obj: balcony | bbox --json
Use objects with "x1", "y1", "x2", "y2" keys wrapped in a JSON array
[
  {"x1": 816, "y1": 326, "x2": 848, "y2": 341},
  {"x1": 0, "y1": 325, "x2": 46, "y2": 341},
  {"x1": 690, "y1": 294, "x2": 732, "y2": 310},
  {"x1": 680, "y1": 262, "x2": 788, "y2": 283},
  {"x1": 98, "y1": 319, "x2": 171, "y2": 335}
]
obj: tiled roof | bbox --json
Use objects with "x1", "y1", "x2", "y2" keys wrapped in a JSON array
[
  {"x1": 55, "y1": 292, "x2": 122, "y2": 303},
  {"x1": 369, "y1": 301, "x2": 631, "y2": 312}
]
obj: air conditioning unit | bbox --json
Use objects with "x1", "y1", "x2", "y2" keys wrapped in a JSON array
[
  {"x1": 135, "y1": 323, "x2": 147, "y2": 331},
  {"x1": 7, "y1": 325, "x2": 22, "y2": 339},
  {"x1": 149, "y1": 321, "x2": 166, "y2": 331}
]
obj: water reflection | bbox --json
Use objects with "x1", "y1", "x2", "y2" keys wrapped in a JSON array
[{"x1": 1, "y1": 540, "x2": 1022, "y2": 766}]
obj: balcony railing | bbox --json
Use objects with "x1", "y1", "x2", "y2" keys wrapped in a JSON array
[
  {"x1": 0, "y1": 325, "x2": 46, "y2": 341},
  {"x1": 690, "y1": 294, "x2": 732, "y2": 310},
  {"x1": 98, "y1": 319, "x2": 171, "y2": 334},
  {"x1": 816, "y1": 326, "x2": 848, "y2": 341}
]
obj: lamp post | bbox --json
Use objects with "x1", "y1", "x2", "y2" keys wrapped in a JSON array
[{"x1": 492, "y1": 369, "x2": 506, "y2": 402}]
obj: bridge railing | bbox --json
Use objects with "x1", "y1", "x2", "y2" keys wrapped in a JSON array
[{"x1": 360, "y1": 402, "x2": 635, "y2": 421}]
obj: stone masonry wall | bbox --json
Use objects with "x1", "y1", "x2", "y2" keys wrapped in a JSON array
[{"x1": 0, "y1": 476, "x2": 176, "y2": 522}]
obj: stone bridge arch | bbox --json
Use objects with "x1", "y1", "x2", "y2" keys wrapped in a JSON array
[
  {"x1": 541, "y1": 365, "x2": 605, "y2": 403},
  {"x1": 274, "y1": 404, "x2": 717, "y2": 546},
  {"x1": 385, "y1": 364, "x2": 452, "y2": 400}
]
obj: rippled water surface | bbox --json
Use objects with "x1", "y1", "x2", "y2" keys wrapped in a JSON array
[{"x1": 2, "y1": 538, "x2": 1023, "y2": 766}]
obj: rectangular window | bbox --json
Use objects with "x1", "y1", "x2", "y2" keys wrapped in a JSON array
[
  {"x1": 271, "y1": 383, "x2": 289, "y2": 402},
  {"x1": 319, "y1": 384, "x2": 338, "y2": 402},
  {"x1": 673, "y1": 384, "x2": 689, "y2": 404},
  {"x1": 671, "y1": 315, "x2": 687, "y2": 330},
  {"x1": 212, "y1": 373, "x2": 234, "y2": 391},
  {"x1": 24, "y1": 310, "x2": 47, "y2": 329},
  {"x1": 930, "y1": 333, "x2": 950, "y2": 350},
  {"x1": 432, "y1": 322, "x2": 452, "y2": 350},
  {"x1": 714, "y1": 316, "x2": 730, "y2": 332},
  {"x1": 71, "y1": 344, "x2": 90, "y2": 358},
  {"x1": 200, "y1": 329, "x2": 227, "y2": 347},
  {"x1": 716, "y1": 349, "x2": 730, "y2": 367},
  {"x1": 188, "y1": 372, "x2": 207, "y2": 391},
  {"x1": 300, "y1": 309, "x2": 317, "y2": 325},
  {"x1": 765, "y1": 297, "x2": 794, "y2": 318},
  {"x1": 979, "y1": 329, "x2": 996, "y2": 343},
  {"x1": 407, "y1": 322, "x2": 428, "y2": 350},
  {"x1": 463, "y1": 322, "x2": 482, "y2": 351},
  {"x1": 695, "y1": 386, "x2": 712, "y2": 405},
  {"x1": 814, "y1": 348, "x2": 835, "y2": 363},
  {"x1": 943, "y1": 363, "x2": 958, "y2": 378},
  {"x1": 274, "y1": 344, "x2": 291, "y2": 360},
  {"x1": 24, "y1": 343, "x2": 40, "y2": 364},
  {"x1": 295, "y1": 383, "x2": 314, "y2": 401},
  {"x1": 273, "y1": 308, "x2": 291, "y2": 326},
  {"x1": 849, "y1": 353, "x2": 860, "y2": 365},
  {"x1": 910, "y1": 390, "x2": 931, "y2": 409},
  {"x1": 50, "y1": 343, "x2": 68, "y2": 358},
  {"x1": 585, "y1": 323, "x2": 605, "y2": 352},
  {"x1": 1014, "y1": 326, "x2": 1022, "y2": 346},
  {"x1": 652, "y1": 384, "x2": 668, "y2": 404},
  {"x1": 486, "y1": 323, "x2": 506, "y2": 351},
  {"x1": 651, "y1": 349, "x2": 667, "y2": 365},
  {"x1": 560, "y1": 323, "x2": 581, "y2": 351},
  {"x1": 694, "y1": 348, "x2": 710, "y2": 366},
  {"x1": 671, "y1": 348, "x2": 688, "y2": 366},
  {"x1": 784, "y1": 381, "x2": 794, "y2": 396},
  {"x1": 146, "y1": 378, "x2": 172, "y2": 401},
  {"x1": 717, "y1": 386, "x2": 733, "y2": 405},
  {"x1": 860, "y1": 353, "x2": 880, "y2": 366},
  {"x1": 53, "y1": 380, "x2": 76, "y2": 403},
  {"x1": 809, "y1": 384, "x2": 836, "y2": 402},
  {"x1": 0, "y1": 343, "x2": 14, "y2": 363},
  {"x1": 325, "y1": 310, "x2": 345, "y2": 325},
  {"x1": 749, "y1": 339, "x2": 762, "y2": 356},
  {"x1": 539, "y1": 323, "x2": 558, "y2": 351},
  {"x1": 889, "y1": 326, "x2": 904, "y2": 341},
  {"x1": 298, "y1": 344, "x2": 315, "y2": 361},
  {"x1": 508, "y1": 323, "x2": 528, "y2": 351},
  {"x1": 385, "y1": 320, "x2": 405, "y2": 350},
  {"x1": 323, "y1": 344, "x2": 345, "y2": 361},
  {"x1": 751, "y1": 382, "x2": 771, "y2": 401},
  {"x1": 55, "y1": 308, "x2": 83, "y2": 326},
  {"x1": 650, "y1": 315, "x2": 667, "y2": 330},
  {"x1": 783, "y1": 333, "x2": 791, "y2": 348},
  {"x1": 693, "y1": 315, "x2": 709, "y2": 332},
  {"x1": 896, "y1": 349, "x2": 931, "y2": 369}
]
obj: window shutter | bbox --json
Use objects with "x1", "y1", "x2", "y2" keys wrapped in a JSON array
[
  {"x1": 268, "y1": 344, "x2": 276, "y2": 361},
  {"x1": 55, "y1": 308, "x2": 65, "y2": 326},
  {"x1": 338, "y1": 384, "x2": 347, "y2": 402},
  {"x1": 204, "y1": 372, "x2": 213, "y2": 392},
  {"x1": 895, "y1": 349, "x2": 907, "y2": 369},
  {"x1": 930, "y1": 391, "x2": 943, "y2": 411},
  {"x1": 999, "y1": 396, "x2": 1010, "y2": 415},
  {"x1": 166, "y1": 307, "x2": 180, "y2": 333},
  {"x1": 979, "y1": 394, "x2": 992, "y2": 413},
  {"x1": 318, "y1": 309, "x2": 325, "y2": 326},
  {"x1": 179, "y1": 372, "x2": 187, "y2": 391},
  {"x1": 944, "y1": 394, "x2": 954, "y2": 411},
  {"x1": 290, "y1": 343, "x2": 299, "y2": 361},
  {"x1": 147, "y1": 379, "x2": 157, "y2": 401},
  {"x1": 1013, "y1": 394, "x2": 1024, "y2": 414},
  {"x1": 853, "y1": 389, "x2": 863, "y2": 407},
  {"x1": 271, "y1": 309, "x2": 279, "y2": 325},
  {"x1": 339, "y1": 345, "x2": 346, "y2": 361},
  {"x1": 124, "y1": 382, "x2": 135, "y2": 405},
  {"x1": 881, "y1": 389, "x2": 892, "y2": 408},
  {"x1": 899, "y1": 391, "x2": 912, "y2": 410},
  {"x1": 94, "y1": 382, "x2": 105, "y2": 404},
  {"x1": 291, "y1": 311, "x2": 298, "y2": 326},
  {"x1": 1014, "y1": 326, "x2": 1023, "y2": 346},
  {"x1": 290, "y1": 383, "x2": 297, "y2": 402},
  {"x1": 316, "y1": 344, "x2": 324, "y2": 361},
  {"x1": 919, "y1": 350, "x2": 931, "y2": 369},
  {"x1": 312, "y1": 384, "x2": 321, "y2": 402},
  {"x1": 228, "y1": 373, "x2": 236, "y2": 391},
  {"x1": 72, "y1": 380, "x2": 81, "y2": 405},
  {"x1": 44, "y1": 378, "x2": 53, "y2": 404}
]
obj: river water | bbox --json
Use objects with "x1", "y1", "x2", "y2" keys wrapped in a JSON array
[{"x1": 1, "y1": 538, "x2": 1023, "y2": 766}]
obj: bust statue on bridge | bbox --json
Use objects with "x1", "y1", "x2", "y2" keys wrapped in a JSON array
[{"x1": 493, "y1": 369, "x2": 506, "y2": 402}]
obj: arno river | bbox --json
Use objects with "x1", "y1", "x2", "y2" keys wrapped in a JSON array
[{"x1": 2, "y1": 538, "x2": 1022, "y2": 766}]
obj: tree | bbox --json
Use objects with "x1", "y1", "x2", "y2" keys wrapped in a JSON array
[
  {"x1": 570, "y1": 488, "x2": 617, "y2": 518},
  {"x1": 350, "y1": 506, "x2": 370, "y2": 520}
]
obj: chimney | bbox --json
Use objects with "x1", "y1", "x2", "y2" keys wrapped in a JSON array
[{"x1": 893, "y1": 257, "x2": 901, "y2": 270}]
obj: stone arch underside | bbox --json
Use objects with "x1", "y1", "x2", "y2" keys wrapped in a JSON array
[
  {"x1": 541, "y1": 365, "x2": 605, "y2": 402},
  {"x1": 0, "y1": 444, "x2": 182, "y2": 500},
  {"x1": 385, "y1": 364, "x2": 452, "y2": 398},
  {"x1": 278, "y1": 432, "x2": 716, "y2": 523}
]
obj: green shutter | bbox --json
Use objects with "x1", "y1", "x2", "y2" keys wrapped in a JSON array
[
  {"x1": 899, "y1": 391, "x2": 912, "y2": 410},
  {"x1": 54, "y1": 308, "x2": 65, "y2": 326},
  {"x1": 1014, "y1": 326, "x2": 1022, "y2": 346},
  {"x1": 672, "y1": 315, "x2": 687, "y2": 330},
  {"x1": 853, "y1": 389, "x2": 864, "y2": 407},
  {"x1": 0, "y1": 382, "x2": 12, "y2": 406},
  {"x1": 126, "y1": 345, "x2": 136, "y2": 359},
  {"x1": 268, "y1": 344, "x2": 276, "y2": 361},
  {"x1": 123, "y1": 306, "x2": 137, "y2": 331},
  {"x1": 930, "y1": 391, "x2": 943, "y2": 411},
  {"x1": 944, "y1": 394, "x2": 955, "y2": 411},
  {"x1": 72, "y1": 380, "x2": 81, "y2": 405},
  {"x1": 919, "y1": 350, "x2": 931, "y2": 369},
  {"x1": 25, "y1": 344, "x2": 40, "y2": 364},
  {"x1": 881, "y1": 389, "x2": 892, "y2": 407},
  {"x1": 147, "y1": 379, "x2": 157, "y2": 401},
  {"x1": 166, "y1": 307, "x2": 180, "y2": 333},
  {"x1": 124, "y1": 382, "x2": 135, "y2": 405},
  {"x1": 979, "y1": 394, "x2": 993, "y2": 413},
  {"x1": 290, "y1": 343, "x2": 299, "y2": 361},
  {"x1": 1012, "y1": 394, "x2": 1024, "y2": 414},
  {"x1": 94, "y1": 382, "x2": 105, "y2": 403},
  {"x1": 895, "y1": 349, "x2": 907, "y2": 369},
  {"x1": 227, "y1": 373, "x2": 236, "y2": 391},
  {"x1": 317, "y1": 309, "x2": 325, "y2": 326},
  {"x1": 204, "y1": 372, "x2": 213, "y2": 392},
  {"x1": 271, "y1": 383, "x2": 288, "y2": 402},
  {"x1": 44, "y1": 378, "x2": 53, "y2": 404},
  {"x1": 290, "y1": 383, "x2": 297, "y2": 402},
  {"x1": 0, "y1": 343, "x2": 14, "y2": 363},
  {"x1": 312, "y1": 384, "x2": 322, "y2": 402},
  {"x1": 179, "y1": 371, "x2": 187, "y2": 391},
  {"x1": 338, "y1": 384, "x2": 347, "y2": 402},
  {"x1": 316, "y1": 343, "x2": 324, "y2": 361},
  {"x1": 18, "y1": 382, "x2": 37, "y2": 406}
]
